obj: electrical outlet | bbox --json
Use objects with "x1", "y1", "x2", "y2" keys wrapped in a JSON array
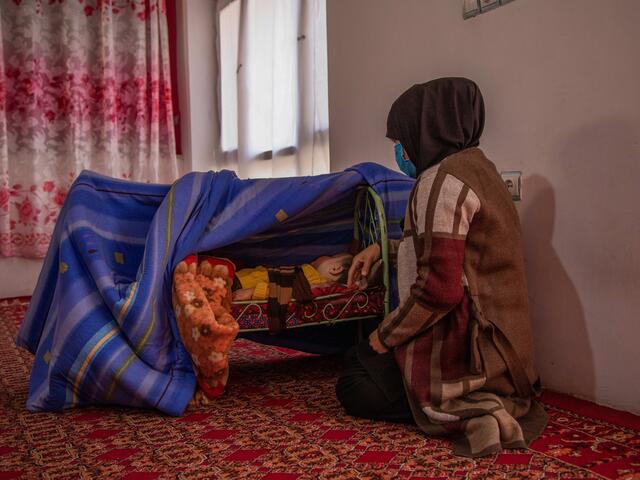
[{"x1": 500, "y1": 171, "x2": 522, "y2": 201}]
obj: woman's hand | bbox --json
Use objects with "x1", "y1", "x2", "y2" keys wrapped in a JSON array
[
  {"x1": 369, "y1": 329, "x2": 389, "y2": 354},
  {"x1": 347, "y1": 243, "x2": 381, "y2": 289}
]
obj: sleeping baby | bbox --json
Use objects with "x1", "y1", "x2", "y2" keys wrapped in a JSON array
[{"x1": 232, "y1": 252, "x2": 355, "y2": 301}]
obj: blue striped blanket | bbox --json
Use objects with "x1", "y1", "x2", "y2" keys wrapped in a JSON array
[{"x1": 16, "y1": 163, "x2": 413, "y2": 415}]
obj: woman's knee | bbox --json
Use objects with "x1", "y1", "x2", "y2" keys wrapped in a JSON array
[
  {"x1": 335, "y1": 347, "x2": 393, "y2": 419},
  {"x1": 336, "y1": 371, "x2": 388, "y2": 418},
  {"x1": 335, "y1": 347, "x2": 364, "y2": 408}
]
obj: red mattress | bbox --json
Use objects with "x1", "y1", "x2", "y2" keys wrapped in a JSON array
[{"x1": 231, "y1": 286, "x2": 385, "y2": 331}]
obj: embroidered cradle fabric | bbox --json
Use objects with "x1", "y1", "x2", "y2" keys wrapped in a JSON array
[
  {"x1": 16, "y1": 164, "x2": 412, "y2": 415},
  {"x1": 232, "y1": 286, "x2": 386, "y2": 331}
]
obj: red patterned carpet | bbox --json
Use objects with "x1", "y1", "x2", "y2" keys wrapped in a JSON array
[{"x1": 1, "y1": 297, "x2": 639, "y2": 480}]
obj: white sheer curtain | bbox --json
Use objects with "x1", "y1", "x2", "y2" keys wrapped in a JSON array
[{"x1": 216, "y1": 0, "x2": 329, "y2": 178}]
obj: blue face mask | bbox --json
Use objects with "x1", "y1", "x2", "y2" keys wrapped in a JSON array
[{"x1": 394, "y1": 143, "x2": 417, "y2": 178}]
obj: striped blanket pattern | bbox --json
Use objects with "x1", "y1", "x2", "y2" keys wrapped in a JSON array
[{"x1": 16, "y1": 164, "x2": 413, "y2": 415}]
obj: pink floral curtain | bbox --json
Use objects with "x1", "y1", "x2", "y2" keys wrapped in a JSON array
[{"x1": 0, "y1": 0, "x2": 179, "y2": 258}]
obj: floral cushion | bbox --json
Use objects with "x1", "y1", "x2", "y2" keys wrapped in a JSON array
[{"x1": 172, "y1": 255, "x2": 239, "y2": 400}]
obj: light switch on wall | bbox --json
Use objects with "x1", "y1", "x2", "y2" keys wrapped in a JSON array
[{"x1": 500, "y1": 171, "x2": 522, "y2": 201}]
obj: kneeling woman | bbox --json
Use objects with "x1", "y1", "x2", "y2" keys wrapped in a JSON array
[{"x1": 338, "y1": 77, "x2": 547, "y2": 457}]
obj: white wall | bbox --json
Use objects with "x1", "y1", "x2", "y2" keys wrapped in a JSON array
[
  {"x1": 0, "y1": 258, "x2": 43, "y2": 298},
  {"x1": 327, "y1": 0, "x2": 640, "y2": 413},
  {"x1": 176, "y1": 0, "x2": 218, "y2": 173}
]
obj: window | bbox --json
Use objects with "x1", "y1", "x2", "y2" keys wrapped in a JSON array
[
  {"x1": 219, "y1": 0, "x2": 240, "y2": 152},
  {"x1": 218, "y1": 0, "x2": 329, "y2": 177}
]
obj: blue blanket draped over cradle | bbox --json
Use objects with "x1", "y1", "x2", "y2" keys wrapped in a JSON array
[{"x1": 16, "y1": 163, "x2": 413, "y2": 416}]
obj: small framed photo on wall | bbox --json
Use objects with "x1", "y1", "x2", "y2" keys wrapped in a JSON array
[
  {"x1": 463, "y1": 0, "x2": 515, "y2": 19},
  {"x1": 479, "y1": 0, "x2": 499, "y2": 12},
  {"x1": 463, "y1": 0, "x2": 480, "y2": 19}
]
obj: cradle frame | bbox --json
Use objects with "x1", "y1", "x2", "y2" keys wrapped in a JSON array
[{"x1": 233, "y1": 186, "x2": 390, "y2": 333}]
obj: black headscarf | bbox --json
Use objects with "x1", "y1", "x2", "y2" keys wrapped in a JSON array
[{"x1": 386, "y1": 77, "x2": 485, "y2": 175}]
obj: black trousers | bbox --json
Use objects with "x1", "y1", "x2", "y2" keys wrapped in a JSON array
[{"x1": 335, "y1": 341, "x2": 414, "y2": 423}]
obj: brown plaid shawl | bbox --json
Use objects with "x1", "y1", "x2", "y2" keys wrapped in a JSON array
[
  {"x1": 379, "y1": 149, "x2": 547, "y2": 457},
  {"x1": 266, "y1": 266, "x2": 313, "y2": 333}
]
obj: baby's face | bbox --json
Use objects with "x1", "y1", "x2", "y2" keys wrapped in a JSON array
[{"x1": 312, "y1": 253, "x2": 353, "y2": 284}]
